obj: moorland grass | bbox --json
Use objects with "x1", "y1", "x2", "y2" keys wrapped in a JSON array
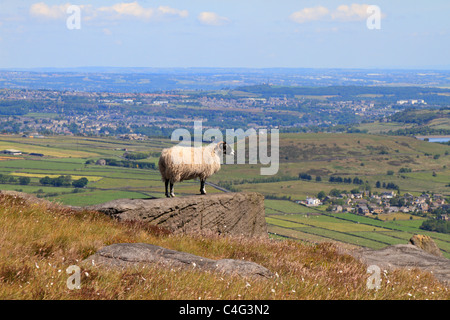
[{"x1": 0, "y1": 193, "x2": 448, "y2": 300}]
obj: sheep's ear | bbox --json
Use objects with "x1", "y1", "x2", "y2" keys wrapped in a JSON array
[{"x1": 217, "y1": 141, "x2": 225, "y2": 150}]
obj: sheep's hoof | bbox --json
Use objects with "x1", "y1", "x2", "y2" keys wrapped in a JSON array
[
  {"x1": 170, "y1": 193, "x2": 175, "y2": 198},
  {"x1": 165, "y1": 194, "x2": 170, "y2": 198}
]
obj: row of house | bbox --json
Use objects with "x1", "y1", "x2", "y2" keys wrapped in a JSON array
[{"x1": 300, "y1": 191, "x2": 447, "y2": 216}]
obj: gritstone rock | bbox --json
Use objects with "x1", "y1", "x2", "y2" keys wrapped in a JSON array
[
  {"x1": 83, "y1": 243, "x2": 274, "y2": 279},
  {"x1": 86, "y1": 192, "x2": 268, "y2": 238}
]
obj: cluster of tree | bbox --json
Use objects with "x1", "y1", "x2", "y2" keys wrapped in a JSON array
[
  {"x1": 123, "y1": 152, "x2": 151, "y2": 160},
  {"x1": 0, "y1": 174, "x2": 33, "y2": 185},
  {"x1": 124, "y1": 151, "x2": 161, "y2": 160},
  {"x1": 420, "y1": 219, "x2": 450, "y2": 234},
  {"x1": 398, "y1": 167, "x2": 412, "y2": 173},
  {"x1": 375, "y1": 181, "x2": 399, "y2": 190},
  {"x1": 328, "y1": 176, "x2": 365, "y2": 185},
  {"x1": 86, "y1": 158, "x2": 156, "y2": 170},
  {"x1": 0, "y1": 174, "x2": 17, "y2": 184},
  {"x1": 264, "y1": 194, "x2": 292, "y2": 201},
  {"x1": 39, "y1": 175, "x2": 89, "y2": 188},
  {"x1": 231, "y1": 175, "x2": 298, "y2": 185},
  {"x1": 298, "y1": 173, "x2": 312, "y2": 180},
  {"x1": 387, "y1": 127, "x2": 450, "y2": 136},
  {"x1": 318, "y1": 188, "x2": 347, "y2": 199},
  {"x1": 105, "y1": 158, "x2": 156, "y2": 169}
]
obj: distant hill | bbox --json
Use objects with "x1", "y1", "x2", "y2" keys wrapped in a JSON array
[
  {"x1": 2, "y1": 68, "x2": 450, "y2": 92},
  {"x1": 235, "y1": 84, "x2": 450, "y2": 104},
  {"x1": 358, "y1": 108, "x2": 450, "y2": 136}
]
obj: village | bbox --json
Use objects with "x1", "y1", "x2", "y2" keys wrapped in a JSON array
[{"x1": 299, "y1": 191, "x2": 448, "y2": 220}]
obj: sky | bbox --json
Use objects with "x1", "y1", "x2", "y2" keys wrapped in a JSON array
[{"x1": 0, "y1": 0, "x2": 449, "y2": 69}]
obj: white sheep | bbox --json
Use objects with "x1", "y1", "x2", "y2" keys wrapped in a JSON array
[{"x1": 158, "y1": 141, "x2": 234, "y2": 197}]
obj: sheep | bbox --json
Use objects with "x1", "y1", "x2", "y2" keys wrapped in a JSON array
[{"x1": 158, "y1": 141, "x2": 234, "y2": 197}]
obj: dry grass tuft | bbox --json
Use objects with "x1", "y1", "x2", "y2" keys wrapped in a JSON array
[{"x1": 0, "y1": 193, "x2": 448, "y2": 300}]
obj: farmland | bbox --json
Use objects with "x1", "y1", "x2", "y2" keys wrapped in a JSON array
[{"x1": 0, "y1": 132, "x2": 449, "y2": 257}]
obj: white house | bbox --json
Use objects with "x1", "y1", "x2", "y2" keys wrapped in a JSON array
[{"x1": 306, "y1": 197, "x2": 321, "y2": 206}]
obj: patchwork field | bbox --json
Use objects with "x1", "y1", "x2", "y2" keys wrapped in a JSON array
[
  {"x1": 265, "y1": 200, "x2": 450, "y2": 258},
  {"x1": 0, "y1": 133, "x2": 448, "y2": 257}
]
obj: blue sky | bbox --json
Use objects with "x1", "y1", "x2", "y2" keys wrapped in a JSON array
[{"x1": 0, "y1": 1, "x2": 449, "y2": 69}]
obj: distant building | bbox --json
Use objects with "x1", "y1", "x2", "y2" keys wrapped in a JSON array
[
  {"x1": 96, "y1": 159, "x2": 106, "y2": 166},
  {"x1": 357, "y1": 205, "x2": 370, "y2": 215},
  {"x1": 1, "y1": 149, "x2": 22, "y2": 155},
  {"x1": 306, "y1": 197, "x2": 321, "y2": 206},
  {"x1": 396, "y1": 99, "x2": 426, "y2": 105},
  {"x1": 386, "y1": 206, "x2": 399, "y2": 213},
  {"x1": 381, "y1": 191, "x2": 395, "y2": 199},
  {"x1": 370, "y1": 206, "x2": 384, "y2": 214}
]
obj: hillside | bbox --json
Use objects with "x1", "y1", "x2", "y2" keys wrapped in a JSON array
[
  {"x1": 357, "y1": 108, "x2": 450, "y2": 135},
  {"x1": 0, "y1": 192, "x2": 448, "y2": 300},
  {"x1": 0, "y1": 133, "x2": 449, "y2": 257}
]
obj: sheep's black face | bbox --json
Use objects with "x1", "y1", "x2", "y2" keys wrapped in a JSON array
[{"x1": 221, "y1": 142, "x2": 235, "y2": 156}]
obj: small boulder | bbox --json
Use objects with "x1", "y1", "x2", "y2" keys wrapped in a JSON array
[
  {"x1": 409, "y1": 234, "x2": 443, "y2": 257},
  {"x1": 83, "y1": 243, "x2": 273, "y2": 280}
]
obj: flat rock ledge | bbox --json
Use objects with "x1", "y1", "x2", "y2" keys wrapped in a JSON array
[
  {"x1": 350, "y1": 244, "x2": 450, "y2": 286},
  {"x1": 85, "y1": 192, "x2": 268, "y2": 238},
  {"x1": 83, "y1": 243, "x2": 274, "y2": 280}
]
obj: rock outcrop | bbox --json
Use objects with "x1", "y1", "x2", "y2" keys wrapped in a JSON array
[
  {"x1": 409, "y1": 234, "x2": 443, "y2": 257},
  {"x1": 350, "y1": 243, "x2": 450, "y2": 286},
  {"x1": 83, "y1": 243, "x2": 273, "y2": 279},
  {"x1": 86, "y1": 192, "x2": 268, "y2": 238}
]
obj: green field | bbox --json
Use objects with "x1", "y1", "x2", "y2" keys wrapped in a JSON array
[{"x1": 0, "y1": 133, "x2": 449, "y2": 257}]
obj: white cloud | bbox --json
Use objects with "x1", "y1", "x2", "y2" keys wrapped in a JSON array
[
  {"x1": 102, "y1": 28, "x2": 113, "y2": 36},
  {"x1": 29, "y1": 2, "x2": 188, "y2": 22},
  {"x1": 331, "y1": 4, "x2": 371, "y2": 22},
  {"x1": 290, "y1": 3, "x2": 385, "y2": 24},
  {"x1": 98, "y1": 2, "x2": 154, "y2": 19},
  {"x1": 197, "y1": 12, "x2": 230, "y2": 26},
  {"x1": 30, "y1": 2, "x2": 96, "y2": 21},
  {"x1": 290, "y1": 6, "x2": 329, "y2": 24},
  {"x1": 29, "y1": 2, "x2": 71, "y2": 20},
  {"x1": 97, "y1": 2, "x2": 188, "y2": 21},
  {"x1": 157, "y1": 6, "x2": 188, "y2": 18}
]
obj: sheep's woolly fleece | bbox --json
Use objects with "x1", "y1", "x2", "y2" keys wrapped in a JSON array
[{"x1": 159, "y1": 144, "x2": 222, "y2": 183}]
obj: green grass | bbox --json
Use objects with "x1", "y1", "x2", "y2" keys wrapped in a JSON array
[
  {"x1": 265, "y1": 212, "x2": 450, "y2": 258},
  {"x1": 264, "y1": 199, "x2": 319, "y2": 213},
  {"x1": 52, "y1": 189, "x2": 150, "y2": 206}
]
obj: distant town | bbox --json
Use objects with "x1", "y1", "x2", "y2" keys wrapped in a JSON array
[
  {"x1": 0, "y1": 85, "x2": 443, "y2": 138},
  {"x1": 301, "y1": 191, "x2": 448, "y2": 219}
]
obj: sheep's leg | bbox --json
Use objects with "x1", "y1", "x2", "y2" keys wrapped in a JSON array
[
  {"x1": 169, "y1": 182, "x2": 175, "y2": 197},
  {"x1": 200, "y1": 179, "x2": 206, "y2": 195},
  {"x1": 164, "y1": 180, "x2": 170, "y2": 198}
]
